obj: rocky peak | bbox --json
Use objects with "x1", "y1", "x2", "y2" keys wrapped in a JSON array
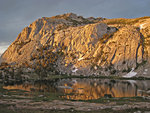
[
  {"x1": 1, "y1": 14, "x2": 150, "y2": 77},
  {"x1": 56, "y1": 13, "x2": 79, "y2": 19}
]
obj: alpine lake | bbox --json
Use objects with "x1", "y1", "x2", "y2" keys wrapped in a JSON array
[{"x1": 0, "y1": 76, "x2": 150, "y2": 113}]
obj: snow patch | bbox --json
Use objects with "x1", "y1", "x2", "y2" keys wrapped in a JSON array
[
  {"x1": 143, "y1": 69, "x2": 148, "y2": 75},
  {"x1": 72, "y1": 68, "x2": 78, "y2": 73},
  {"x1": 72, "y1": 65, "x2": 78, "y2": 73},
  {"x1": 145, "y1": 69, "x2": 148, "y2": 72},
  {"x1": 123, "y1": 68, "x2": 137, "y2": 78}
]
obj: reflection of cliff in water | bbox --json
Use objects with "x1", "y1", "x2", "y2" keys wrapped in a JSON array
[
  {"x1": 3, "y1": 80, "x2": 58, "y2": 93},
  {"x1": 3, "y1": 79, "x2": 150, "y2": 100},
  {"x1": 58, "y1": 79, "x2": 150, "y2": 100}
]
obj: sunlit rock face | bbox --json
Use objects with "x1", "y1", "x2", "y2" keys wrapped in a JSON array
[
  {"x1": 1, "y1": 13, "x2": 150, "y2": 76},
  {"x1": 3, "y1": 79, "x2": 150, "y2": 100}
]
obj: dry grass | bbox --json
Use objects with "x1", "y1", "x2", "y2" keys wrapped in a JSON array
[{"x1": 102, "y1": 16, "x2": 150, "y2": 25}]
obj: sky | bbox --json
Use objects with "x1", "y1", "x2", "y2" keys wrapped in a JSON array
[{"x1": 0, "y1": 0, "x2": 150, "y2": 55}]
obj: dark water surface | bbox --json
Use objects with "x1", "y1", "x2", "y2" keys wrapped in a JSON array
[{"x1": 2, "y1": 78, "x2": 150, "y2": 100}]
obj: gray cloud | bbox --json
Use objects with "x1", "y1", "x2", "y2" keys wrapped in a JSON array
[
  {"x1": 0, "y1": 0, "x2": 150, "y2": 44},
  {"x1": 0, "y1": 42, "x2": 9, "y2": 54}
]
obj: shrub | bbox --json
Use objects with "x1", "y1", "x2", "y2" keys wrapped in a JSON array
[
  {"x1": 110, "y1": 69, "x2": 116, "y2": 74},
  {"x1": 122, "y1": 61, "x2": 126, "y2": 64},
  {"x1": 0, "y1": 62, "x2": 8, "y2": 66}
]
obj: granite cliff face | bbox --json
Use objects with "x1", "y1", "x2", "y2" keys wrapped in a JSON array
[{"x1": 1, "y1": 13, "x2": 150, "y2": 77}]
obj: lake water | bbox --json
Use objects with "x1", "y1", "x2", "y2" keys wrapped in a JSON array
[{"x1": 3, "y1": 78, "x2": 150, "y2": 100}]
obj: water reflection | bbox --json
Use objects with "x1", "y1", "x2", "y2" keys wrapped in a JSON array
[
  {"x1": 3, "y1": 80, "x2": 57, "y2": 93},
  {"x1": 58, "y1": 79, "x2": 150, "y2": 100},
  {"x1": 3, "y1": 79, "x2": 150, "y2": 100}
]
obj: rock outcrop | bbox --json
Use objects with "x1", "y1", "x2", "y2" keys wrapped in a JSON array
[{"x1": 1, "y1": 13, "x2": 150, "y2": 77}]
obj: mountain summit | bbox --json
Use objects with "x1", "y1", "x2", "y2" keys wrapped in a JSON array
[{"x1": 1, "y1": 13, "x2": 150, "y2": 77}]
